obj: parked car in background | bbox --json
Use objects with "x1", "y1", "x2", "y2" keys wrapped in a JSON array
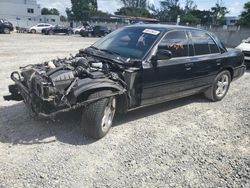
[
  {"x1": 4, "y1": 25, "x2": 246, "y2": 139},
  {"x1": 0, "y1": 19, "x2": 14, "y2": 34},
  {"x1": 80, "y1": 25, "x2": 109, "y2": 37},
  {"x1": 42, "y1": 25, "x2": 73, "y2": 35},
  {"x1": 236, "y1": 37, "x2": 250, "y2": 67},
  {"x1": 73, "y1": 26, "x2": 85, "y2": 34},
  {"x1": 29, "y1": 23, "x2": 52, "y2": 34}
]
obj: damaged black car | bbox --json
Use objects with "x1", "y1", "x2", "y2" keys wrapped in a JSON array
[{"x1": 4, "y1": 25, "x2": 246, "y2": 139}]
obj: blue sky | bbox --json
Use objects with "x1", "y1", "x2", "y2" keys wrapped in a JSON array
[{"x1": 37, "y1": 0, "x2": 247, "y2": 17}]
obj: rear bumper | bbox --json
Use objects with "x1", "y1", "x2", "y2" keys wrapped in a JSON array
[{"x1": 233, "y1": 65, "x2": 246, "y2": 80}]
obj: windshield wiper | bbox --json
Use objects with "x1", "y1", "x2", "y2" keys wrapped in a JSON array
[
  {"x1": 89, "y1": 46, "x2": 121, "y2": 56},
  {"x1": 98, "y1": 49, "x2": 121, "y2": 56}
]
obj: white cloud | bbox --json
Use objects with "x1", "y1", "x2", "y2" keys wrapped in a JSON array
[{"x1": 98, "y1": 0, "x2": 123, "y2": 13}]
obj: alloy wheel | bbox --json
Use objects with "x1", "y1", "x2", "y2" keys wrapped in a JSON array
[
  {"x1": 216, "y1": 74, "x2": 229, "y2": 98},
  {"x1": 101, "y1": 97, "x2": 116, "y2": 132}
]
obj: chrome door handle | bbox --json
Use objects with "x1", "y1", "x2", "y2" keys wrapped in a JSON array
[{"x1": 185, "y1": 62, "x2": 194, "y2": 67}]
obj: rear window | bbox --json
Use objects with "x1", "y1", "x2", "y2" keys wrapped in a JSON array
[{"x1": 189, "y1": 30, "x2": 220, "y2": 55}]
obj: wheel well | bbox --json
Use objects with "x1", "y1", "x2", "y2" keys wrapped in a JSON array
[
  {"x1": 76, "y1": 88, "x2": 128, "y2": 114},
  {"x1": 225, "y1": 67, "x2": 234, "y2": 79}
]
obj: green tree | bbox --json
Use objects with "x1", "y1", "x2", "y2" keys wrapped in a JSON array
[
  {"x1": 237, "y1": 2, "x2": 250, "y2": 27},
  {"x1": 115, "y1": 7, "x2": 153, "y2": 17},
  {"x1": 41, "y1": 8, "x2": 60, "y2": 15},
  {"x1": 182, "y1": 12, "x2": 200, "y2": 25},
  {"x1": 66, "y1": 8, "x2": 74, "y2": 21},
  {"x1": 71, "y1": 0, "x2": 98, "y2": 21},
  {"x1": 190, "y1": 10, "x2": 213, "y2": 25},
  {"x1": 184, "y1": 0, "x2": 197, "y2": 12},
  {"x1": 60, "y1": 15, "x2": 67, "y2": 22},
  {"x1": 158, "y1": 0, "x2": 182, "y2": 22},
  {"x1": 50, "y1": 8, "x2": 60, "y2": 16},
  {"x1": 182, "y1": 0, "x2": 200, "y2": 25},
  {"x1": 211, "y1": 0, "x2": 229, "y2": 25},
  {"x1": 41, "y1": 8, "x2": 50, "y2": 15},
  {"x1": 121, "y1": 0, "x2": 148, "y2": 8}
]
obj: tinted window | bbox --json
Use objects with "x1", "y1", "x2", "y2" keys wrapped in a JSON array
[
  {"x1": 190, "y1": 30, "x2": 209, "y2": 55},
  {"x1": 159, "y1": 30, "x2": 189, "y2": 58},
  {"x1": 190, "y1": 30, "x2": 220, "y2": 55},
  {"x1": 207, "y1": 35, "x2": 220, "y2": 53}
]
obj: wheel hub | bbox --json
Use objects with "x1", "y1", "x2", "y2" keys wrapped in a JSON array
[
  {"x1": 216, "y1": 74, "x2": 229, "y2": 97},
  {"x1": 101, "y1": 97, "x2": 116, "y2": 132}
]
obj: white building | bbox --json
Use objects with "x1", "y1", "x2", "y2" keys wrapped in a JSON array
[{"x1": 0, "y1": 0, "x2": 61, "y2": 28}]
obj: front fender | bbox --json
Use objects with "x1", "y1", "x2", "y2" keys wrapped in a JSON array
[{"x1": 70, "y1": 78, "x2": 126, "y2": 102}]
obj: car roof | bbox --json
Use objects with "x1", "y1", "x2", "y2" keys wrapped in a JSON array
[{"x1": 125, "y1": 24, "x2": 204, "y2": 32}]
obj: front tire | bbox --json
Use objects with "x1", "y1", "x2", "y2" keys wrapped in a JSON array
[
  {"x1": 31, "y1": 29, "x2": 36, "y2": 34},
  {"x1": 3, "y1": 28, "x2": 10, "y2": 34},
  {"x1": 204, "y1": 70, "x2": 231, "y2": 101},
  {"x1": 81, "y1": 90, "x2": 116, "y2": 139}
]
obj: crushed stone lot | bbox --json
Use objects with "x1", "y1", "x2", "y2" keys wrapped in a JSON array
[{"x1": 0, "y1": 33, "x2": 249, "y2": 187}]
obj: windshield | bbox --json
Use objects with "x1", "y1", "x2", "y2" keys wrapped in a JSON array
[{"x1": 92, "y1": 27, "x2": 162, "y2": 59}]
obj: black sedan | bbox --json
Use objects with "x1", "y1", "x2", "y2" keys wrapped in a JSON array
[
  {"x1": 4, "y1": 25, "x2": 246, "y2": 139},
  {"x1": 0, "y1": 19, "x2": 14, "y2": 34},
  {"x1": 42, "y1": 25, "x2": 73, "y2": 35},
  {"x1": 80, "y1": 25, "x2": 109, "y2": 37}
]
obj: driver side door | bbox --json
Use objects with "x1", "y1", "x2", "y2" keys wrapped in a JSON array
[{"x1": 141, "y1": 30, "x2": 197, "y2": 106}]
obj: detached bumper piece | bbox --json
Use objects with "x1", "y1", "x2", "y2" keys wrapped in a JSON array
[{"x1": 3, "y1": 84, "x2": 23, "y2": 101}]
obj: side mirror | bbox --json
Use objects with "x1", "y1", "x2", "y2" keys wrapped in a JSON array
[
  {"x1": 151, "y1": 49, "x2": 172, "y2": 67},
  {"x1": 156, "y1": 49, "x2": 172, "y2": 60}
]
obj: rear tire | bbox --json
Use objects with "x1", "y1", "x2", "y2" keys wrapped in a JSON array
[
  {"x1": 204, "y1": 70, "x2": 231, "y2": 101},
  {"x1": 81, "y1": 90, "x2": 116, "y2": 139},
  {"x1": 48, "y1": 30, "x2": 54, "y2": 35}
]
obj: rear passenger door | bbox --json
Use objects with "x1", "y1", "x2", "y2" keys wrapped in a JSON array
[{"x1": 187, "y1": 29, "x2": 222, "y2": 88}]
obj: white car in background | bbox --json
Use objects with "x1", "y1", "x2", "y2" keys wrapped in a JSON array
[
  {"x1": 73, "y1": 26, "x2": 85, "y2": 34},
  {"x1": 29, "y1": 23, "x2": 53, "y2": 34},
  {"x1": 236, "y1": 37, "x2": 250, "y2": 67}
]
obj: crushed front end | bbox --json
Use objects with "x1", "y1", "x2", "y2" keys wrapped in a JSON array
[{"x1": 4, "y1": 51, "x2": 127, "y2": 117}]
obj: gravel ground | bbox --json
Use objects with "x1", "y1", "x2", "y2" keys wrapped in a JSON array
[{"x1": 0, "y1": 33, "x2": 249, "y2": 188}]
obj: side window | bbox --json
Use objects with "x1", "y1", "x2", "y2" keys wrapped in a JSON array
[
  {"x1": 27, "y1": 8, "x2": 34, "y2": 14},
  {"x1": 190, "y1": 30, "x2": 220, "y2": 55},
  {"x1": 207, "y1": 36, "x2": 220, "y2": 54},
  {"x1": 159, "y1": 30, "x2": 189, "y2": 58}
]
